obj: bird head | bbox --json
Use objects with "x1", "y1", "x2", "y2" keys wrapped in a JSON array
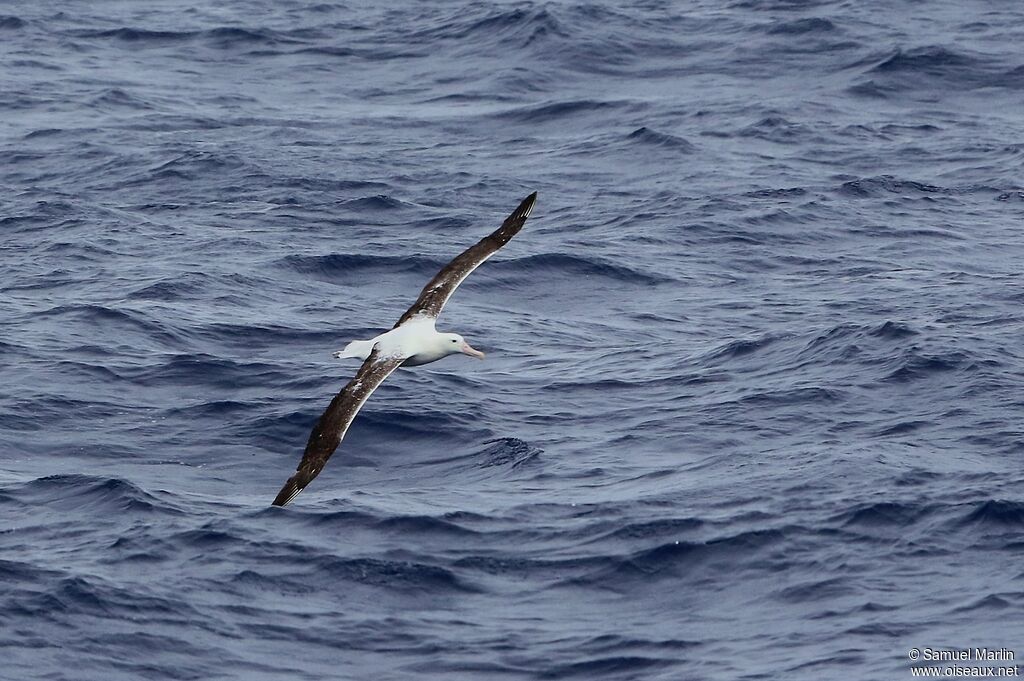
[{"x1": 442, "y1": 333, "x2": 485, "y2": 359}]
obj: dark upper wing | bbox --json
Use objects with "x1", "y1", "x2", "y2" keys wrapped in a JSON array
[
  {"x1": 393, "y1": 192, "x2": 537, "y2": 327},
  {"x1": 272, "y1": 347, "x2": 404, "y2": 506}
]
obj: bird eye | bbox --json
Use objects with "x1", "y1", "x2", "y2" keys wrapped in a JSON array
[{"x1": 452, "y1": 339, "x2": 458, "y2": 343}]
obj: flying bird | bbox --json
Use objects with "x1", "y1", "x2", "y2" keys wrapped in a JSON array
[{"x1": 272, "y1": 192, "x2": 538, "y2": 506}]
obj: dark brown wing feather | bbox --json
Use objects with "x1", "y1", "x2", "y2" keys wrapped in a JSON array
[
  {"x1": 272, "y1": 347, "x2": 403, "y2": 506},
  {"x1": 393, "y1": 192, "x2": 537, "y2": 327}
]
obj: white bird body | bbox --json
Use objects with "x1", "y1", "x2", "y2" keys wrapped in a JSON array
[{"x1": 333, "y1": 315, "x2": 484, "y2": 367}]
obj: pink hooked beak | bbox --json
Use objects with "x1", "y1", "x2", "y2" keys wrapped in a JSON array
[{"x1": 460, "y1": 341, "x2": 485, "y2": 359}]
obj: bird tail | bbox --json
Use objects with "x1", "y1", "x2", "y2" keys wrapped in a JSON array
[
  {"x1": 272, "y1": 471, "x2": 314, "y2": 507},
  {"x1": 333, "y1": 340, "x2": 373, "y2": 360}
]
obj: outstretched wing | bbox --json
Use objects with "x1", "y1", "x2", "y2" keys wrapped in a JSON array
[
  {"x1": 272, "y1": 347, "x2": 404, "y2": 506},
  {"x1": 393, "y1": 192, "x2": 537, "y2": 327}
]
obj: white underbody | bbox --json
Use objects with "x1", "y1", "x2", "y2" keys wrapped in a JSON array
[{"x1": 334, "y1": 316, "x2": 458, "y2": 367}]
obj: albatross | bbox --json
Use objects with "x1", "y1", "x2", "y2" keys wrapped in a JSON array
[{"x1": 272, "y1": 192, "x2": 538, "y2": 506}]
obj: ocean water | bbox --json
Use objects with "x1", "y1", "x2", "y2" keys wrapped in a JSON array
[{"x1": 2, "y1": 1, "x2": 1023, "y2": 679}]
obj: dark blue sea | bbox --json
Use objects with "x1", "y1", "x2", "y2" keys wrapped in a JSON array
[{"x1": 3, "y1": 1, "x2": 1024, "y2": 679}]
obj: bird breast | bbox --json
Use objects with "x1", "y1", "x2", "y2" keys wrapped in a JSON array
[
  {"x1": 400, "y1": 349, "x2": 448, "y2": 367},
  {"x1": 374, "y1": 318, "x2": 445, "y2": 366}
]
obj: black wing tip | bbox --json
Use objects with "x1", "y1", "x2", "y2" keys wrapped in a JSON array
[
  {"x1": 271, "y1": 474, "x2": 307, "y2": 507},
  {"x1": 519, "y1": 191, "x2": 538, "y2": 215},
  {"x1": 501, "y1": 192, "x2": 537, "y2": 230}
]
